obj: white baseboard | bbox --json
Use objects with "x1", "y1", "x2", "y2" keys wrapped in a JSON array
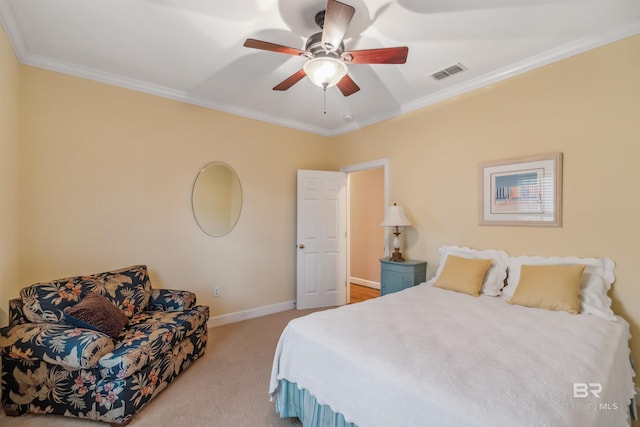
[
  {"x1": 350, "y1": 276, "x2": 380, "y2": 290},
  {"x1": 207, "y1": 300, "x2": 296, "y2": 328}
]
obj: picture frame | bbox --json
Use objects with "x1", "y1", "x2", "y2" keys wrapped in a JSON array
[{"x1": 479, "y1": 153, "x2": 563, "y2": 227}]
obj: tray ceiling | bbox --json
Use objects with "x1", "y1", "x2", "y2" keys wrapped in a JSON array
[{"x1": 1, "y1": 0, "x2": 638, "y2": 136}]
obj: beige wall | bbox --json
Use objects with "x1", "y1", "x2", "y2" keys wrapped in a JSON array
[
  {"x1": 349, "y1": 168, "x2": 385, "y2": 285},
  {"x1": 16, "y1": 66, "x2": 332, "y2": 319},
  {"x1": 331, "y1": 34, "x2": 640, "y2": 370},
  {"x1": 0, "y1": 24, "x2": 20, "y2": 325}
]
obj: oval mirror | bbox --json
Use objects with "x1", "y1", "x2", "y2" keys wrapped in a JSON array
[{"x1": 192, "y1": 162, "x2": 243, "y2": 237}]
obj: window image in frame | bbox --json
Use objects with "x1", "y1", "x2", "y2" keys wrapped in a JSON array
[{"x1": 479, "y1": 153, "x2": 562, "y2": 227}]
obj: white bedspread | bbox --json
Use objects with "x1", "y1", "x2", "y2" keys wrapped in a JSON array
[{"x1": 270, "y1": 284, "x2": 635, "y2": 427}]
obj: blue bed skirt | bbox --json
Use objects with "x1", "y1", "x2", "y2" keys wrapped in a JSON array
[{"x1": 275, "y1": 379, "x2": 359, "y2": 427}]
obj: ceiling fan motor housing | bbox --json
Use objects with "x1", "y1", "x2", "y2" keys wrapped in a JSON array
[{"x1": 305, "y1": 32, "x2": 344, "y2": 58}]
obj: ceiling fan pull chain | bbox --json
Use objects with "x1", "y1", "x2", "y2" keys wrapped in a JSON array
[{"x1": 323, "y1": 83, "x2": 328, "y2": 115}]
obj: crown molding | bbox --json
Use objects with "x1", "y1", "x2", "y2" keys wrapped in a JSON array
[{"x1": 18, "y1": 51, "x2": 335, "y2": 137}]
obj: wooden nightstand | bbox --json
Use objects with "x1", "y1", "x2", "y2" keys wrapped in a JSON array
[{"x1": 380, "y1": 259, "x2": 427, "y2": 296}]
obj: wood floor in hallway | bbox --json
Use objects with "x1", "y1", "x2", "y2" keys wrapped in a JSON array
[{"x1": 349, "y1": 283, "x2": 380, "y2": 304}]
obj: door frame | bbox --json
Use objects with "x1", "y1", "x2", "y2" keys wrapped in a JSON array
[{"x1": 340, "y1": 159, "x2": 390, "y2": 303}]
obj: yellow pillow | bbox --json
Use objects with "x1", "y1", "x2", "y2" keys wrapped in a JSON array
[
  {"x1": 432, "y1": 255, "x2": 493, "y2": 297},
  {"x1": 509, "y1": 264, "x2": 586, "y2": 314}
]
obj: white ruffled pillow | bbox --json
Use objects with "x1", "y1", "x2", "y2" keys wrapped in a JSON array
[
  {"x1": 426, "y1": 246, "x2": 509, "y2": 296},
  {"x1": 502, "y1": 255, "x2": 616, "y2": 321}
]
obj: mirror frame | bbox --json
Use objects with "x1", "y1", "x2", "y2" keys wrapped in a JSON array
[{"x1": 191, "y1": 161, "x2": 243, "y2": 237}]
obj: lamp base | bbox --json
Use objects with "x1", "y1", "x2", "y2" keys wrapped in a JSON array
[{"x1": 388, "y1": 249, "x2": 405, "y2": 262}]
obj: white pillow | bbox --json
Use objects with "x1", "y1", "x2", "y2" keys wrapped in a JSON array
[
  {"x1": 426, "y1": 246, "x2": 509, "y2": 296},
  {"x1": 502, "y1": 255, "x2": 616, "y2": 321}
]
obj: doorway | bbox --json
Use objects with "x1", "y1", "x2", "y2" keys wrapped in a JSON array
[{"x1": 341, "y1": 160, "x2": 389, "y2": 303}]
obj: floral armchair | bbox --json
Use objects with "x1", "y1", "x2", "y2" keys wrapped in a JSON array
[{"x1": 0, "y1": 265, "x2": 209, "y2": 426}]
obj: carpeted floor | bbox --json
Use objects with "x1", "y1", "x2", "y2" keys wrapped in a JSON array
[{"x1": 0, "y1": 308, "x2": 326, "y2": 427}]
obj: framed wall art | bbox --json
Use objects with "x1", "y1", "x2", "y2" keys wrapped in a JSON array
[{"x1": 479, "y1": 153, "x2": 563, "y2": 227}]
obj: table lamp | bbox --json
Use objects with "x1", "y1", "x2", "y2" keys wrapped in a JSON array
[{"x1": 380, "y1": 203, "x2": 412, "y2": 262}]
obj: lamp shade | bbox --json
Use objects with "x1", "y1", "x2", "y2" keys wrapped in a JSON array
[
  {"x1": 380, "y1": 203, "x2": 412, "y2": 227},
  {"x1": 303, "y1": 56, "x2": 348, "y2": 88}
]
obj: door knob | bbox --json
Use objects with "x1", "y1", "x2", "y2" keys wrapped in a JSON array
[{"x1": 298, "y1": 244, "x2": 305, "y2": 249}]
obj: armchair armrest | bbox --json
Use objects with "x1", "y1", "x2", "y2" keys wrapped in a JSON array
[
  {"x1": 0, "y1": 322, "x2": 114, "y2": 370},
  {"x1": 149, "y1": 289, "x2": 196, "y2": 311},
  {"x1": 9, "y1": 298, "x2": 28, "y2": 327}
]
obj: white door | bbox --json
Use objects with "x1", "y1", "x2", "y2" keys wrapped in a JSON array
[{"x1": 296, "y1": 169, "x2": 347, "y2": 310}]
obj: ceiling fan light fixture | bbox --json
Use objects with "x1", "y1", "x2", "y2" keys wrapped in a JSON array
[{"x1": 303, "y1": 56, "x2": 347, "y2": 89}]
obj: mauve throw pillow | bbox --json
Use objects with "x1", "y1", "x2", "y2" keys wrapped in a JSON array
[{"x1": 64, "y1": 292, "x2": 129, "y2": 339}]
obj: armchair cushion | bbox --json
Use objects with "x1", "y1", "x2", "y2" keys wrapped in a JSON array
[
  {"x1": 0, "y1": 323, "x2": 114, "y2": 370},
  {"x1": 63, "y1": 292, "x2": 129, "y2": 340},
  {"x1": 83, "y1": 265, "x2": 152, "y2": 319},
  {"x1": 21, "y1": 265, "x2": 152, "y2": 324},
  {"x1": 20, "y1": 278, "x2": 84, "y2": 324}
]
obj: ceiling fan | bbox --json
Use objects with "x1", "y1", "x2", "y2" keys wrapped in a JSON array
[{"x1": 243, "y1": 0, "x2": 409, "y2": 97}]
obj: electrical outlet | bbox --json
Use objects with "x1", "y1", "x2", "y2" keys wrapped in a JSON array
[{"x1": 213, "y1": 287, "x2": 220, "y2": 297}]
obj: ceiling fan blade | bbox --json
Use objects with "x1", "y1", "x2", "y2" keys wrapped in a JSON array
[
  {"x1": 273, "y1": 69, "x2": 307, "y2": 91},
  {"x1": 243, "y1": 38, "x2": 306, "y2": 57},
  {"x1": 321, "y1": 0, "x2": 355, "y2": 53},
  {"x1": 337, "y1": 74, "x2": 360, "y2": 97},
  {"x1": 342, "y1": 46, "x2": 409, "y2": 64}
]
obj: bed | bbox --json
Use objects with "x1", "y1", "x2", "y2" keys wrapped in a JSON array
[{"x1": 269, "y1": 246, "x2": 636, "y2": 427}]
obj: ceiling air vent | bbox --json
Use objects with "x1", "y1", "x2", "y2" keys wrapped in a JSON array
[{"x1": 431, "y1": 63, "x2": 467, "y2": 81}]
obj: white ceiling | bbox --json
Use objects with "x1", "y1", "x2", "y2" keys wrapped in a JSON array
[{"x1": 1, "y1": 0, "x2": 639, "y2": 136}]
